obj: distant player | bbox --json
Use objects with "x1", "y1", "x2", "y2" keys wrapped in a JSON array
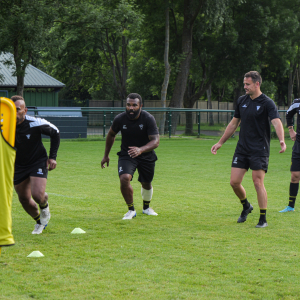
[
  {"x1": 279, "y1": 98, "x2": 300, "y2": 212},
  {"x1": 211, "y1": 71, "x2": 286, "y2": 228},
  {"x1": 101, "y1": 93, "x2": 159, "y2": 219},
  {"x1": 11, "y1": 96, "x2": 60, "y2": 234}
]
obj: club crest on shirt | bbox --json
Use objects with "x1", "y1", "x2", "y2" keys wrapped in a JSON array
[
  {"x1": 257, "y1": 106, "x2": 260, "y2": 111},
  {"x1": 139, "y1": 124, "x2": 144, "y2": 130},
  {"x1": 26, "y1": 134, "x2": 31, "y2": 139}
]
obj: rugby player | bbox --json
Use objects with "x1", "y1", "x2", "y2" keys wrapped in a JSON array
[
  {"x1": 211, "y1": 71, "x2": 286, "y2": 227},
  {"x1": 279, "y1": 98, "x2": 300, "y2": 212},
  {"x1": 11, "y1": 96, "x2": 60, "y2": 234},
  {"x1": 101, "y1": 93, "x2": 159, "y2": 219}
]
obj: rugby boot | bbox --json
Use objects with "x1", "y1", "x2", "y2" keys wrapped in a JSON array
[
  {"x1": 122, "y1": 210, "x2": 136, "y2": 220},
  {"x1": 32, "y1": 224, "x2": 47, "y2": 234},
  {"x1": 255, "y1": 220, "x2": 268, "y2": 228},
  {"x1": 237, "y1": 204, "x2": 253, "y2": 223},
  {"x1": 142, "y1": 208, "x2": 158, "y2": 216}
]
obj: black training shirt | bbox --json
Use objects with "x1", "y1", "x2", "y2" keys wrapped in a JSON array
[
  {"x1": 234, "y1": 93, "x2": 280, "y2": 157},
  {"x1": 111, "y1": 110, "x2": 159, "y2": 161},
  {"x1": 15, "y1": 115, "x2": 60, "y2": 168},
  {"x1": 286, "y1": 98, "x2": 300, "y2": 143}
]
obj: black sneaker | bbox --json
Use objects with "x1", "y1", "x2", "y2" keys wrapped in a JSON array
[
  {"x1": 237, "y1": 204, "x2": 253, "y2": 223},
  {"x1": 255, "y1": 220, "x2": 268, "y2": 228}
]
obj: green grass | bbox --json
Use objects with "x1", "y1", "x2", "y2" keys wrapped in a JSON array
[{"x1": 0, "y1": 137, "x2": 298, "y2": 299}]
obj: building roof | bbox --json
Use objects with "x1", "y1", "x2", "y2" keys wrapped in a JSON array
[{"x1": 0, "y1": 52, "x2": 65, "y2": 89}]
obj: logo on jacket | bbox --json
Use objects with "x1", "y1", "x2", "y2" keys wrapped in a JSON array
[
  {"x1": 242, "y1": 104, "x2": 247, "y2": 108},
  {"x1": 123, "y1": 125, "x2": 127, "y2": 129},
  {"x1": 139, "y1": 124, "x2": 144, "y2": 130},
  {"x1": 26, "y1": 134, "x2": 31, "y2": 139},
  {"x1": 257, "y1": 106, "x2": 260, "y2": 111}
]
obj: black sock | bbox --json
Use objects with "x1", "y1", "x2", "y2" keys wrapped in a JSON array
[
  {"x1": 259, "y1": 209, "x2": 267, "y2": 222},
  {"x1": 143, "y1": 201, "x2": 150, "y2": 210},
  {"x1": 240, "y1": 198, "x2": 250, "y2": 210},
  {"x1": 34, "y1": 214, "x2": 41, "y2": 224},
  {"x1": 39, "y1": 202, "x2": 48, "y2": 209},
  {"x1": 127, "y1": 202, "x2": 135, "y2": 211},
  {"x1": 289, "y1": 182, "x2": 299, "y2": 208}
]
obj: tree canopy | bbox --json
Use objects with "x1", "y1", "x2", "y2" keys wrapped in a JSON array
[{"x1": 1, "y1": 0, "x2": 300, "y2": 107}]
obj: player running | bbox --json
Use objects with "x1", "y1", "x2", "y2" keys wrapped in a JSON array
[
  {"x1": 279, "y1": 98, "x2": 300, "y2": 212},
  {"x1": 11, "y1": 96, "x2": 60, "y2": 234},
  {"x1": 211, "y1": 71, "x2": 286, "y2": 228},
  {"x1": 101, "y1": 93, "x2": 159, "y2": 219}
]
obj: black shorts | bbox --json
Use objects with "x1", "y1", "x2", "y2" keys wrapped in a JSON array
[
  {"x1": 291, "y1": 141, "x2": 300, "y2": 172},
  {"x1": 14, "y1": 161, "x2": 48, "y2": 185},
  {"x1": 231, "y1": 153, "x2": 269, "y2": 173},
  {"x1": 118, "y1": 156, "x2": 155, "y2": 183}
]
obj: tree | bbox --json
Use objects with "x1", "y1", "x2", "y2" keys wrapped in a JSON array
[
  {"x1": 0, "y1": 0, "x2": 57, "y2": 96},
  {"x1": 44, "y1": 0, "x2": 143, "y2": 102},
  {"x1": 159, "y1": 0, "x2": 171, "y2": 135}
]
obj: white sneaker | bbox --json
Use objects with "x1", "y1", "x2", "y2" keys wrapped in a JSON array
[
  {"x1": 40, "y1": 205, "x2": 51, "y2": 225},
  {"x1": 32, "y1": 224, "x2": 45, "y2": 234},
  {"x1": 122, "y1": 210, "x2": 137, "y2": 220},
  {"x1": 142, "y1": 208, "x2": 158, "y2": 216}
]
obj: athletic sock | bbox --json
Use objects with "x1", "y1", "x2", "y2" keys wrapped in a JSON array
[
  {"x1": 259, "y1": 209, "x2": 267, "y2": 222},
  {"x1": 34, "y1": 214, "x2": 41, "y2": 224},
  {"x1": 143, "y1": 201, "x2": 150, "y2": 210},
  {"x1": 39, "y1": 202, "x2": 48, "y2": 209},
  {"x1": 289, "y1": 182, "x2": 299, "y2": 208},
  {"x1": 127, "y1": 202, "x2": 135, "y2": 211},
  {"x1": 240, "y1": 197, "x2": 250, "y2": 210}
]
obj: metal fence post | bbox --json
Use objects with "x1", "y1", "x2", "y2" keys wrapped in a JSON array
[
  {"x1": 218, "y1": 101, "x2": 219, "y2": 124},
  {"x1": 197, "y1": 111, "x2": 200, "y2": 137},
  {"x1": 110, "y1": 111, "x2": 114, "y2": 126},
  {"x1": 168, "y1": 111, "x2": 172, "y2": 138},
  {"x1": 227, "y1": 101, "x2": 229, "y2": 124},
  {"x1": 103, "y1": 111, "x2": 106, "y2": 138}
]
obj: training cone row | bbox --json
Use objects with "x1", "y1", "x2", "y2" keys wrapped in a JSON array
[{"x1": 26, "y1": 228, "x2": 85, "y2": 258}]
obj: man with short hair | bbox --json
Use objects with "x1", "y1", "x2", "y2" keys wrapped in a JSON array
[
  {"x1": 211, "y1": 71, "x2": 286, "y2": 228},
  {"x1": 11, "y1": 95, "x2": 60, "y2": 234},
  {"x1": 101, "y1": 93, "x2": 159, "y2": 219},
  {"x1": 279, "y1": 98, "x2": 300, "y2": 212}
]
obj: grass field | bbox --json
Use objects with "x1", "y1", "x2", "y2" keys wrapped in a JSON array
[{"x1": 1, "y1": 137, "x2": 299, "y2": 299}]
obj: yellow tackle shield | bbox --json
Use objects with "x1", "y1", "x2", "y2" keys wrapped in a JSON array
[{"x1": 0, "y1": 97, "x2": 16, "y2": 248}]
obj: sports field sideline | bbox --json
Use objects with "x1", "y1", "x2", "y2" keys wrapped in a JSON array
[{"x1": 1, "y1": 137, "x2": 299, "y2": 300}]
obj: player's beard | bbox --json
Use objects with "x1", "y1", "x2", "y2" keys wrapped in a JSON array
[{"x1": 126, "y1": 108, "x2": 141, "y2": 120}]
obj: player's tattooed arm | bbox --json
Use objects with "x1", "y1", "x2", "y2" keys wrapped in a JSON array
[
  {"x1": 147, "y1": 134, "x2": 160, "y2": 150},
  {"x1": 128, "y1": 134, "x2": 159, "y2": 158}
]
